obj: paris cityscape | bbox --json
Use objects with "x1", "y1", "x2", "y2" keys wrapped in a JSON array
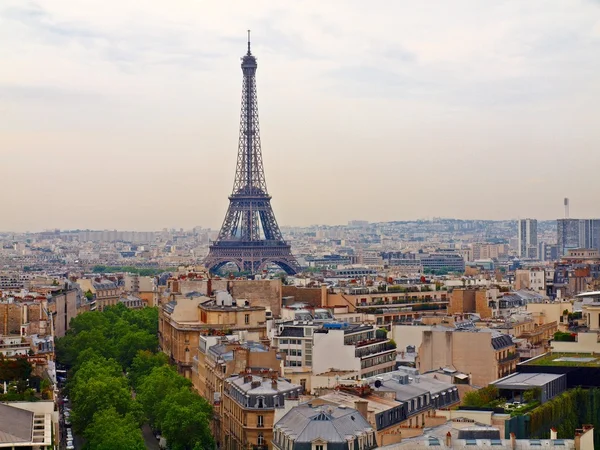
[{"x1": 2, "y1": 2, "x2": 600, "y2": 450}]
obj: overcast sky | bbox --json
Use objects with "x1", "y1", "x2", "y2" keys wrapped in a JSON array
[{"x1": 1, "y1": 1, "x2": 600, "y2": 232}]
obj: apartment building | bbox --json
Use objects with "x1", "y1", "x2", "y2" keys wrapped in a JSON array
[
  {"x1": 193, "y1": 339, "x2": 283, "y2": 446},
  {"x1": 272, "y1": 320, "x2": 320, "y2": 393},
  {"x1": 514, "y1": 268, "x2": 546, "y2": 294},
  {"x1": 312, "y1": 324, "x2": 396, "y2": 380},
  {"x1": 75, "y1": 278, "x2": 120, "y2": 311},
  {"x1": 159, "y1": 292, "x2": 267, "y2": 379},
  {"x1": 222, "y1": 373, "x2": 302, "y2": 450},
  {"x1": 417, "y1": 327, "x2": 518, "y2": 387}
]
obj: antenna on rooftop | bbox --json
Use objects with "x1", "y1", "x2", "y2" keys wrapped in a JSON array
[{"x1": 564, "y1": 198, "x2": 569, "y2": 219}]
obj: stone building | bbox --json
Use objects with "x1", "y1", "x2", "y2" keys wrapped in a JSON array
[
  {"x1": 417, "y1": 327, "x2": 518, "y2": 387},
  {"x1": 159, "y1": 292, "x2": 268, "y2": 379},
  {"x1": 222, "y1": 373, "x2": 302, "y2": 450}
]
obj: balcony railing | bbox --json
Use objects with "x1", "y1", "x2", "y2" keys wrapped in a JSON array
[
  {"x1": 355, "y1": 341, "x2": 397, "y2": 359},
  {"x1": 499, "y1": 353, "x2": 519, "y2": 364}
]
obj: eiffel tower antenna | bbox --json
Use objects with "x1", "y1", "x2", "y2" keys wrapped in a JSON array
[{"x1": 204, "y1": 33, "x2": 300, "y2": 275}]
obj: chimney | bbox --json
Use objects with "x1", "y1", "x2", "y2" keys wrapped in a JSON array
[
  {"x1": 510, "y1": 433, "x2": 516, "y2": 450},
  {"x1": 271, "y1": 379, "x2": 278, "y2": 390},
  {"x1": 550, "y1": 428, "x2": 557, "y2": 440},
  {"x1": 354, "y1": 400, "x2": 368, "y2": 421},
  {"x1": 445, "y1": 431, "x2": 452, "y2": 447}
]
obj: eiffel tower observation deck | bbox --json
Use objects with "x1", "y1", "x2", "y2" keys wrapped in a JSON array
[{"x1": 204, "y1": 32, "x2": 301, "y2": 275}]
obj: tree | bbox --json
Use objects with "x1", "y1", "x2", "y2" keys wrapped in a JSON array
[
  {"x1": 128, "y1": 351, "x2": 169, "y2": 389},
  {"x1": 69, "y1": 358, "x2": 134, "y2": 433},
  {"x1": 0, "y1": 355, "x2": 33, "y2": 381},
  {"x1": 84, "y1": 407, "x2": 146, "y2": 450},
  {"x1": 160, "y1": 388, "x2": 214, "y2": 450},
  {"x1": 136, "y1": 365, "x2": 192, "y2": 427},
  {"x1": 462, "y1": 386, "x2": 500, "y2": 407}
]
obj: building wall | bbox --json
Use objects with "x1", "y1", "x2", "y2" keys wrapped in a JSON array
[
  {"x1": 52, "y1": 290, "x2": 78, "y2": 338},
  {"x1": 449, "y1": 290, "x2": 476, "y2": 315},
  {"x1": 391, "y1": 325, "x2": 431, "y2": 353},
  {"x1": 475, "y1": 290, "x2": 493, "y2": 319},
  {"x1": 312, "y1": 330, "x2": 361, "y2": 375},
  {"x1": 0, "y1": 303, "x2": 23, "y2": 335},
  {"x1": 526, "y1": 302, "x2": 571, "y2": 327},
  {"x1": 417, "y1": 330, "x2": 508, "y2": 387},
  {"x1": 281, "y1": 285, "x2": 324, "y2": 308},
  {"x1": 550, "y1": 332, "x2": 600, "y2": 353}
]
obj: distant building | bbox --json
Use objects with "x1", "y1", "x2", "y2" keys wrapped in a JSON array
[
  {"x1": 421, "y1": 251, "x2": 465, "y2": 273},
  {"x1": 273, "y1": 403, "x2": 376, "y2": 450},
  {"x1": 517, "y1": 219, "x2": 538, "y2": 259},
  {"x1": 557, "y1": 218, "x2": 600, "y2": 256}
]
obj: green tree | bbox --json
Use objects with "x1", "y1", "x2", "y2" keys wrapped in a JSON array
[
  {"x1": 0, "y1": 355, "x2": 33, "y2": 381},
  {"x1": 128, "y1": 351, "x2": 169, "y2": 389},
  {"x1": 160, "y1": 388, "x2": 214, "y2": 450},
  {"x1": 84, "y1": 407, "x2": 146, "y2": 450},
  {"x1": 462, "y1": 385, "x2": 500, "y2": 407},
  {"x1": 136, "y1": 365, "x2": 191, "y2": 427},
  {"x1": 69, "y1": 358, "x2": 133, "y2": 433}
]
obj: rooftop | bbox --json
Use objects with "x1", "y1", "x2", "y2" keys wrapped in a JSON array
[
  {"x1": 493, "y1": 372, "x2": 565, "y2": 389},
  {"x1": 275, "y1": 404, "x2": 373, "y2": 443},
  {"x1": 523, "y1": 352, "x2": 600, "y2": 367}
]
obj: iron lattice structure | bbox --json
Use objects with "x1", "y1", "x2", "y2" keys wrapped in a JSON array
[{"x1": 204, "y1": 34, "x2": 300, "y2": 275}]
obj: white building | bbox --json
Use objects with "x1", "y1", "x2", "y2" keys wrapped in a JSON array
[{"x1": 312, "y1": 324, "x2": 396, "y2": 380}]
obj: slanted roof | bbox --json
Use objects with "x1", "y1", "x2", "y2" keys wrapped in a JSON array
[
  {"x1": 0, "y1": 403, "x2": 34, "y2": 444},
  {"x1": 275, "y1": 404, "x2": 372, "y2": 444}
]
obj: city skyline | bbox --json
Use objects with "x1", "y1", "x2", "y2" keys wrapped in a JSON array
[{"x1": 2, "y1": 1, "x2": 600, "y2": 231}]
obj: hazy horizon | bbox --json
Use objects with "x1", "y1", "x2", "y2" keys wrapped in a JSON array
[{"x1": 2, "y1": 1, "x2": 600, "y2": 232}]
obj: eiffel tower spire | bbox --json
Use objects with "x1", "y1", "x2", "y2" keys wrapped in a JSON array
[{"x1": 204, "y1": 33, "x2": 300, "y2": 275}]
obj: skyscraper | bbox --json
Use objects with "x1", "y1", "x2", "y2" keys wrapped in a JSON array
[
  {"x1": 517, "y1": 219, "x2": 538, "y2": 259},
  {"x1": 557, "y1": 218, "x2": 600, "y2": 256}
]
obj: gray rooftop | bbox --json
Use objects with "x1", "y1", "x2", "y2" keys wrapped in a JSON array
[
  {"x1": 0, "y1": 403, "x2": 34, "y2": 444},
  {"x1": 493, "y1": 372, "x2": 565, "y2": 389},
  {"x1": 275, "y1": 404, "x2": 373, "y2": 443}
]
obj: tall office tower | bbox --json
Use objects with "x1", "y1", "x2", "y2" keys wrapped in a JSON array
[
  {"x1": 557, "y1": 219, "x2": 600, "y2": 256},
  {"x1": 517, "y1": 219, "x2": 538, "y2": 259},
  {"x1": 204, "y1": 33, "x2": 300, "y2": 275}
]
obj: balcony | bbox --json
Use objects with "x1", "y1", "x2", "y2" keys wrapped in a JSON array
[
  {"x1": 499, "y1": 353, "x2": 519, "y2": 364},
  {"x1": 355, "y1": 339, "x2": 397, "y2": 359}
]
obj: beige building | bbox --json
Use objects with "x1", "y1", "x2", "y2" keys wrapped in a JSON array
[
  {"x1": 526, "y1": 301, "x2": 572, "y2": 329},
  {"x1": 47, "y1": 289, "x2": 79, "y2": 338},
  {"x1": 417, "y1": 327, "x2": 518, "y2": 387},
  {"x1": 192, "y1": 338, "x2": 284, "y2": 447},
  {"x1": 76, "y1": 278, "x2": 120, "y2": 311},
  {"x1": 448, "y1": 289, "x2": 497, "y2": 319},
  {"x1": 159, "y1": 292, "x2": 267, "y2": 379},
  {"x1": 222, "y1": 373, "x2": 301, "y2": 450}
]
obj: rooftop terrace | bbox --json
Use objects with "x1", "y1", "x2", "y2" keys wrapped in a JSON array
[{"x1": 523, "y1": 352, "x2": 600, "y2": 367}]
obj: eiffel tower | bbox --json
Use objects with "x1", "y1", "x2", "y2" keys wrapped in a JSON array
[{"x1": 204, "y1": 32, "x2": 301, "y2": 275}]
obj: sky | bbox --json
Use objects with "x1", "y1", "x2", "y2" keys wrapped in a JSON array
[{"x1": 1, "y1": 0, "x2": 600, "y2": 232}]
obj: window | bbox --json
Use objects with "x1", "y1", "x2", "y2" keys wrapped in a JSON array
[
  {"x1": 245, "y1": 314, "x2": 250, "y2": 324},
  {"x1": 316, "y1": 446, "x2": 324, "y2": 450},
  {"x1": 258, "y1": 433, "x2": 264, "y2": 446},
  {"x1": 257, "y1": 415, "x2": 264, "y2": 427}
]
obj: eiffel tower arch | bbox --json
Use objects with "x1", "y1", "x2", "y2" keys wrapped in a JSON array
[{"x1": 204, "y1": 32, "x2": 300, "y2": 275}]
